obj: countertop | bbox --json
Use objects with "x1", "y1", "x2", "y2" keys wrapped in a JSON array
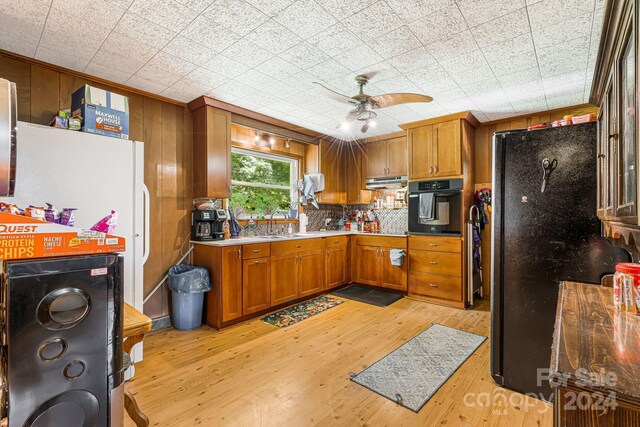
[
  {"x1": 191, "y1": 231, "x2": 407, "y2": 247},
  {"x1": 550, "y1": 281, "x2": 640, "y2": 404}
]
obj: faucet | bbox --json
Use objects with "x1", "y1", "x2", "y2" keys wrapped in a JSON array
[{"x1": 269, "y1": 210, "x2": 289, "y2": 235}]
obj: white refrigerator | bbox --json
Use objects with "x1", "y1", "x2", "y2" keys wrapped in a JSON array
[{"x1": 0, "y1": 122, "x2": 148, "y2": 356}]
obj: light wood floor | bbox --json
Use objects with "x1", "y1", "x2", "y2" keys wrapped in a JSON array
[{"x1": 125, "y1": 297, "x2": 552, "y2": 427}]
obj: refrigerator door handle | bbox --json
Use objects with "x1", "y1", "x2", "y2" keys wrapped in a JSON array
[{"x1": 142, "y1": 183, "x2": 150, "y2": 264}]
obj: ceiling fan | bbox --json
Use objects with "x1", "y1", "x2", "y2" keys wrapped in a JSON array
[{"x1": 314, "y1": 74, "x2": 433, "y2": 133}]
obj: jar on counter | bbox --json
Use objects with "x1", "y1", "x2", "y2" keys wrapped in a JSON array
[{"x1": 614, "y1": 263, "x2": 640, "y2": 314}]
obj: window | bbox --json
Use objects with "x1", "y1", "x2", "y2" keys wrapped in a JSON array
[{"x1": 230, "y1": 147, "x2": 298, "y2": 217}]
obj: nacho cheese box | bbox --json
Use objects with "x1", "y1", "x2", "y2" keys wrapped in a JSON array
[
  {"x1": 0, "y1": 212, "x2": 125, "y2": 260},
  {"x1": 71, "y1": 84, "x2": 129, "y2": 140}
]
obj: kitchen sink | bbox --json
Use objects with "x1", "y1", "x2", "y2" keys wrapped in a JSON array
[{"x1": 258, "y1": 235, "x2": 288, "y2": 240}]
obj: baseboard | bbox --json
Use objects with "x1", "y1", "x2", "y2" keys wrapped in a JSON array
[{"x1": 151, "y1": 315, "x2": 172, "y2": 331}]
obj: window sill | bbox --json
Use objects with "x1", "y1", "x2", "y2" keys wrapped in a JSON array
[{"x1": 237, "y1": 219, "x2": 299, "y2": 225}]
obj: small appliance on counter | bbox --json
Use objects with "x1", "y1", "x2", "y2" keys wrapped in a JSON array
[{"x1": 192, "y1": 209, "x2": 227, "y2": 241}]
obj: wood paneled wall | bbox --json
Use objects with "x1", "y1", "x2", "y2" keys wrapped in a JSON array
[
  {"x1": 473, "y1": 104, "x2": 599, "y2": 297},
  {"x1": 0, "y1": 53, "x2": 193, "y2": 319}
]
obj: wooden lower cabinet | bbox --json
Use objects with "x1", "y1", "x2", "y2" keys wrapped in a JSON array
[
  {"x1": 221, "y1": 246, "x2": 243, "y2": 322},
  {"x1": 354, "y1": 242, "x2": 407, "y2": 291},
  {"x1": 326, "y1": 245, "x2": 348, "y2": 289},
  {"x1": 271, "y1": 253, "x2": 299, "y2": 306},
  {"x1": 242, "y1": 257, "x2": 270, "y2": 315},
  {"x1": 299, "y1": 249, "x2": 325, "y2": 296}
]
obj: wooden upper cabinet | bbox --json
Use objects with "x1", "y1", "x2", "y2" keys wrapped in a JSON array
[
  {"x1": 408, "y1": 125, "x2": 433, "y2": 180},
  {"x1": 432, "y1": 120, "x2": 461, "y2": 177},
  {"x1": 318, "y1": 139, "x2": 346, "y2": 204},
  {"x1": 345, "y1": 146, "x2": 372, "y2": 204},
  {"x1": 364, "y1": 136, "x2": 408, "y2": 178},
  {"x1": 221, "y1": 246, "x2": 243, "y2": 322},
  {"x1": 364, "y1": 140, "x2": 388, "y2": 178},
  {"x1": 386, "y1": 137, "x2": 408, "y2": 176},
  {"x1": 192, "y1": 105, "x2": 232, "y2": 198}
]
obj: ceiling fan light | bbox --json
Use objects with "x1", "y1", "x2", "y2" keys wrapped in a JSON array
[
  {"x1": 369, "y1": 120, "x2": 376, "y2": 128},
  {"x1": 361, "y1": 122, "x2": 369, "y2": 133},
  {"x1": 340, "y1": 121, "x2": 351, "y2": 131}
]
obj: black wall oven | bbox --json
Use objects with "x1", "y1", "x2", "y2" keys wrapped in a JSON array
[{"x1": 408, "y1": 179, "x2": 463, "y2": 235}]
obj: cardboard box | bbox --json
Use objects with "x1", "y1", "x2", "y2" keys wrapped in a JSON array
[
  {"x1": 0, "y1": 211, "x2": 126, "y2": 260},
  {"x1": 71, "y1": 85, "x2": 129, "y2": 140}
]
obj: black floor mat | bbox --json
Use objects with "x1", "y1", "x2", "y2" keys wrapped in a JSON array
[{"x1": 331, "y1": 285, "x2": 403, "y2": 307}]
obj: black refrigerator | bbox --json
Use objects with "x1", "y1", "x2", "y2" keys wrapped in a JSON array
[{"x1": 490, "y1": 122, "x2": 630, "y2": 401}]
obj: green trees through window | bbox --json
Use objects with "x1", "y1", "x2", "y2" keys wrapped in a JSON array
[{"x1": 230, "y1": 148, "x2": 298, "y2": 218}]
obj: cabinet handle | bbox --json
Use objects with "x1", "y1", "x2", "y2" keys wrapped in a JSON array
[
  {"x1": 252, "y1": 249, "x2": 261, "y2": 253},
  {"x1": 429, "y1": 243, "x2": 438, "y2": 247},
  {"x1": 429, "y1": 283, "x2": 439, "y2": 288},
  {"x1": 296, "y1": 244, "x2": 302, "y2": 248},
  {"x1": 237, "y1": 249, "x2": 241, "y2": 258},
  {"x1": 430, "y1": 261, "x2": 438, "y2": 265},
  {"x1": 254, "y1": 260, "x2": 262, "y2": 264},
  {"x1": 429, "y1": 166, "x2": 434, "y2": 174},
  {"x1": 597, "y1": 153, "x2": 605, "y2": 159},
  {"x1": 434, "y1": 165, "x2": 438, "y2": 173}
]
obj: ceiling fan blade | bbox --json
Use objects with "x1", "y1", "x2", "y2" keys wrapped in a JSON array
[
  {"x1": 369, "y1": 93, "x2": 433, "y2": 109},
  {"x1": 312, "y1": 82, "x2": 355, "y2": 104}
]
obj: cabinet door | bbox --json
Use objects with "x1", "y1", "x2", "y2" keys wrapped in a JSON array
[
  {"x1": 597, "y1": 109, "x2": 607, "y2": 217},
  {"x1": 605, "y1": 78, "x2": 616, "y2": 217},
  {"x1": 408, "y1": 125, "x2": 433, "y2": 180},
  {"x1": 345, "y1": 147, "x2": 372, "y2": 204},
  {"x1": 365, "y1": 140, "x2": 388, "y2": 178},
  {"x1": 355, "y1": 245, "x2": 381, "y2": 286},
  {"x1": 221, "y1": 246, "x2": 243, "y2": 322},
  {"x1": 617, "y1": 31, "x2": 636, "y2": 218},
  {"x1": 270, "y1": 253, "x2": 299, "y2": 306},
  {"x1": 386, "y1": 136, "x2": 407, "y2": 176},
  {"x1": 193, "y1": 106, "x2": 231, "y2": 198},
  {"x1": 326, "y1": 246, "x2": 347, "y2": 289},
  {"x1": 432, "y1": 120, "x2": 461, "y2": 177},
  {"x1": 299, "y1": 249, "x2": 325, "y2": 297},
  {"x1": 319, "y1": 140, "x2": 345, "y2": 204},
  {"x1": 380, "y1": 248, "x2": 407, "y2": 291},
  {"x1": 242, "y1": 257, "x2": 271, "y2": 315}
]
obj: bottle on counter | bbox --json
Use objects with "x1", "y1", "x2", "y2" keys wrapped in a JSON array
[
  {"x1": 223, "y1": 220, "x2": 230, "y2": 240},
  {"x1": 247, "y1": 215, "x2": 256, "y2": 237},
  {"x1": 613, "y1": 263, "x2": 640, "y2": 314},
  {"x1": 287, "y1": 223, "x2": 293, "y2": 234}
]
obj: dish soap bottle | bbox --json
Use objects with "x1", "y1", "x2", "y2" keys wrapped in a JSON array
[{"x1": 247, "y1": 215, "x2": 256, "y2": 237}]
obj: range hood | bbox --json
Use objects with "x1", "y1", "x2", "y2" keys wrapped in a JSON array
[{"x1": 365, "y1": 176, "x2": 407, "y2": 190}]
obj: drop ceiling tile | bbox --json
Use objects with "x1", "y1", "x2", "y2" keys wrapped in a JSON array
[
  {"x1": 113, "y1": 12, "x2": 177, "y2": 49},
  {"x1": 457, "y1": 0, "x2": 526, "y2": 27},
  {"x1": 546, "y1": 89, "x2": 584, "y2": 109},
  {"x1": 280, "y1": 42, "x2": 330, "y2": 70},
  {"x1": 450, "y1": 64, "x2": 495, "y2": 87},
  {"x1": 238, "y1": 69, "x2": 278, "y2": 90},
  {"x1": 368, "y1": 26, "x2": 422, "y2": 59},
  {"x1": 84, "y1": 62, "x2": 134, "y2": 84},
  {"x1": 510, "y1": 97, "x2": 548, "y2": 114},
  {"x1": 162, "y1": 36, "x2": 218, "y2": 66},
  {"x1": 275, "y1": 0, "x2": 337, "y2": 38},
  {"x1": 407, "y1": 7, "x2": 466, "y2": 46},
  {"x1": 408, "y1": 102, "x2": 448, "y2": 116},
  {"x1": 214, "y1": 79, "x2": 256, "y2": 98},
  {"x1": 35, "y1": 46, "x2": 91, "y2": 72},
  {"x1": 440, "y1": 96, "x2": 479, "y2": 113},
  {"x1": 471, "y1": 8, "x2": 531, "y2": 48},
  {"x1": 202, "y1": 0, "x2": 269, "y2": 36},
  {"x1": 261, "y1": 81, "x2": 300, "y2": 99},
  {"x1": 382, "y1": 105, "x2": 423, "y2": 122},
  {"x1": 373, "y1": 76, "x2": 422, "y2": 93},
  {"x1": 0, "y1": 9, "x2": 46, "y2": 45},
  {"x1": 89, "y1": 33, "x2": 157, "y2": 75},
  {"x1": 134, "y1": 52, "x2": 197, "y2": 86},
  {"x1": 388, "y1": 47, "x2": 439, "y2": 73},
  {"x1": 532, "y1": 13, "x2": 593, "y2": 49},
  {"x1": 126, "y1": 74, "x2": 170, "y2": 94},
  {"x1": 281, "y1": 70, "x2": 319, "y2": 90},
  {"x1": 542, "y1": 71, "x2": 586, "y2": 96},
  {"x1": 537, "y1": 36, "x2": 590, "y2": 77},
  {"x1": 203, "y1": 54, "x2": 251, "y2": 78},
  {"x1": 308, "y1": 59, "x2": 352, "y2": 82},
  {"x1": 314, "y1": 0, "x2": 377, "y2": 20},
  {"x1": 427, "y1": 30, "x2": 478, "y2": 62},
  {"x1": 270, "y1": 99, "x2": 300, "y2": 113},
  {"x1": 334, "y1": 44, "x2": 384, "y2": 71},
  {"x1": 307, "y1": 23, "x2": 362, "y2": 57},
  {"x1": 440, "y1": 49, "x2": 488, "y2": 74},
  {"x1": 129, "y1": 0, "x2": 199, "y2": 31},
  {"x1": 0, "y1": 34, "x2": 38, "y2": 57},
  {"x1": 527, "y1": 0, "x2": 595, "y2": 29},
  {"x1": 245, "y1": 0, "x2": 295, "y2": 17},
  {"x1": 209, "y1": 89, "x2": 241, "y2": 103},
  {"x1": 161, "y1": 86, "x2": 198, "y2": 103},
  {"x1": 342, "y1": 2, "x2": 403, "y2": 39},
  {"x1": 257, "y1": 57, "x2": 302, "y2": 80},
  {"x1": 460, "y1": 77, "x2": 502, "y2": 97},
  {"x1": 503, "y1": 80, "x2": 545, "y2": 101},
  {"x1": 183, "y1": 67, "x2": 229, "y2": 90},
  {"x1": 497, "y1": 66, "x2": 542, "y2": 86},
  {"x1": 480, "y1": 33, "x2": 535, "y2": 61},
  {"x1": 386, "y1": 0, "x2": 453, "y2": 23},
  {"x1": 489, "y1": 53, "x2": 538, "y2": 76},
  {"x1": 356, "y1": 61, "x2": 401, "y2": 82},
  {"x1": 38, "y1": 8, "x2": 110, "y2": 60},
  {"x1": 173, "y1": 0, "x2": 215, "y2": 13},
  {"x1": 181, "y1": 15, "x2": 241, "y2": 53},
  {"x1": 246, "y1": 20, "x2": 302, "y2": 54},
  {"x1": 51, "y1": 0, "x2": 126, "y2": 28},
  {"x1": 415, "y1": 75, "x2": 460, "y2": 94},
  {"x1": 222, "y1": 38, "x2": 272, "y2": 68}
]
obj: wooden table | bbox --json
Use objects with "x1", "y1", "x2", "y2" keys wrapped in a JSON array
[
  {"x1": 123, "y1": 303, "x2": 152, "y2": 427},
  {"x1": 550, "y1": 281, "x2": 640, "y2": 426}
]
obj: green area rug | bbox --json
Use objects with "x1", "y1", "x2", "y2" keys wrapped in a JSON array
[{"x1": 261, "y1": 296, "x2": 343, "y2": 328}]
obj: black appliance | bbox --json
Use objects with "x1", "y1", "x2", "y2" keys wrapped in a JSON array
[
  {"x1": 1, "y1": 254, "x2": 124, "y2": 426},
  {"x1": 490, "y1": 123, "x2": 630, "y2": 401},
  {"x1": 408, "y1": 179, "x2": 462, "y2": 235},
  {"x1": 191, "y1": 209, "x2": 227, "y2": 241}
]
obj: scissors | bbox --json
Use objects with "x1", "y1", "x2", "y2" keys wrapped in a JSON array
[{"x1": 541, "y1": 158, "x2": 557, "y2": 193}]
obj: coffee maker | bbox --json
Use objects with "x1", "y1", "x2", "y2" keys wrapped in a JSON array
[{"x1": 192, "y1": 209, "x2": 227, "y2": 241}]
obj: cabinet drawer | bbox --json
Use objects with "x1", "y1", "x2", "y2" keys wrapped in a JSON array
[
  {"x1": 325, "y1": 236, "x2": 347, "y2": 248},
  {"x1": 409, "y1": 250, "x2": 461, "y2": 277},
  {"x1": 243, "y1": 243, "x2": 271, "y2": 259},
  {"x1": 356, "y1": 235, "x2": 407, "y2": 249},
  {"x1": 409, "y1": 272, "x2": 462, "y2": 302},
  {"x1": 409, "y1": 235, "x2": 461, "y2": 253},
  {"x1": 272, "y1": 238, "x2": 324, "y2": 255}
]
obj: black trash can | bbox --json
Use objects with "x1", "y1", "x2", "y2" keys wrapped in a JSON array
[{"x1": 167, "y1": 264, "x2": 211, "y2": 331}]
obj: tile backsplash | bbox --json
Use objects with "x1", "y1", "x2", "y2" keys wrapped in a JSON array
[{"x1": 305, "y1": 204, "x2": 408, "y2": 235}]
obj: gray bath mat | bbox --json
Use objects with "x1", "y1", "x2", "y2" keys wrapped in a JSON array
[{"x1": 350, "y1": 323, "x2": 486, "y2": 412}]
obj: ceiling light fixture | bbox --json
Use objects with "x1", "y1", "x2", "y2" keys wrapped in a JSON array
[
  {"x1": 340, "y1": 122, "x2": 351, "y2": 131},
  {"x1": 285, "y1": 139, "x2": 291, "y2": 148},
  {"x1": 269, "y1": 135, "x2": 276, "y2": 146},
  {"x1": 254, "y1": 131, "x2": 260, "y2": 142}
]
